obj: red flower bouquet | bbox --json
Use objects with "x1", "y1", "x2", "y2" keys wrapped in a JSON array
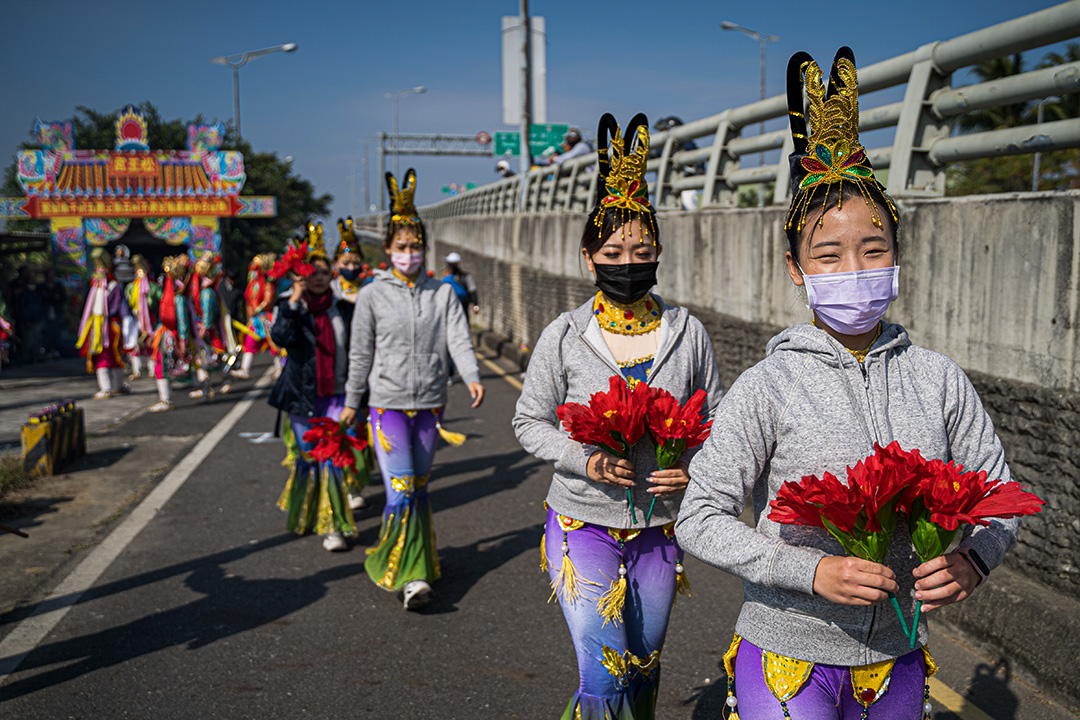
[
  {"x1": 643, "y1": 386, "x2": 712, "y2": 523},
  {"x1": 302, "y1": 417, "x2": 369, "y2": 474},
  {"x1": 769, "y1": 441, "x2": 1044, "y2": 647},
  {"x1": 268, "y1": 242, "x2": 314, "y2": 280},
  {"x1": 558, "y1": 376, "x2": 652, "y2": 520},
  {"x1": 557, "y1": 375, "x2": 650, "y2": 458}
]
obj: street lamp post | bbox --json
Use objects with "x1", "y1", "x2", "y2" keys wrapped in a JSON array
[
  {"x1": 721, "y1": 21, "x2": 779, "y2": 207},
  {"x1": 210, "y1": 43, "x2": 298, "y2": 141},
  {"x1": 385, "y1": 86, "x2": 427, "y2": 177}
]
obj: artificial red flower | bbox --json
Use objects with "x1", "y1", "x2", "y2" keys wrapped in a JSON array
[
  {"x1": 302, "y1": 416, "x2": 369, "y2": 473},
  {"x1": 645, "y1": 387, "x2": 712, "y2": 469},
  {"x1": 268, "y1": 242, "x2": 314, "y2": 280},
  {"x1": 557, "y1": 375, "x2": 649, "y2": 457}
]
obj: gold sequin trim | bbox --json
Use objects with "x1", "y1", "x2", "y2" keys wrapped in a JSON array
[
  {"x1": 378, "y1": 502, "x2": 412, "y2": 589},
  {"x1": 763, "y1": 651, "x2": 815, "y2": 702},
  {"x1": 851, "y1": 658, "x2": 895, "y2": 708},
  {"x1": 607, "y1": 527, "x2": 642, "y2": 543},
  {"x1": 600, "y1": 645, "x2": 662, "y2": 689}
]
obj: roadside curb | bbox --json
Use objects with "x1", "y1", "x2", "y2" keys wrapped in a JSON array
[
  {"x1": 934, "y1": 564, "x2": 1080, "y2": 710},
  {"x1": 471, "y1": 329, "x2": 530, "y2": 373}
]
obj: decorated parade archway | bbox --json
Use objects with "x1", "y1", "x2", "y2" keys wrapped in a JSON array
[{"x1": 0, "y1": 105, "x2": 276, "y2": 296}]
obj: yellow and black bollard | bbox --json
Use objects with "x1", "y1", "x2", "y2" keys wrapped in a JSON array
[{"x1": 21, "y1": 400, "x2": 86, "y2": 478}]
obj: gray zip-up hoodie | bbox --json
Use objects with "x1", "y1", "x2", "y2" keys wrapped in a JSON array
[
  {"x1": 676, "y1": 322, "x2": 1018, "y2": 666},
  {"x1": 345, "y1": 269, "x2": 480, "y2": 410},
  {"x1": 513, "y1": 297, "x2": 724, "y2": 529}
]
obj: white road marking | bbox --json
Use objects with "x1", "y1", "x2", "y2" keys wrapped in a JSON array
[{"x1": 0, "y1": 369, "x2": 275, "y2": 683}]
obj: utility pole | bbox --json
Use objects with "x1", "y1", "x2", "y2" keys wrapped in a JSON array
[{"x1": 519, "y1": 0, "x2": 532, "y2": 210}]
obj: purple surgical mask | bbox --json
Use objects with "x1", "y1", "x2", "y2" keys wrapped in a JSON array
[
  {"x1": 800, "y1": 265, "x2": 899, "y2": 335},
  {"x1": 391, "y1": 251, "x2": 424, "y2": 276}
]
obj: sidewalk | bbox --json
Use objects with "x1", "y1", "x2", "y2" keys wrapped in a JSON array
[{"x1": 1, "y1": 359, "x2": 172, "y2": 449}]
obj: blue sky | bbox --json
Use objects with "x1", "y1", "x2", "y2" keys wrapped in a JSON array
[{"x1": 0, "y1": 0, "x2": 1067, "y2": 226}]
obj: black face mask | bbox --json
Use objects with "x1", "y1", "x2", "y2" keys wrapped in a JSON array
[
  {"x1": 340, "y1": 267, "x2": 362, "y2": 282},
  {"x1": 593, "y1": 262, "x2": 658, "y2": 305}
]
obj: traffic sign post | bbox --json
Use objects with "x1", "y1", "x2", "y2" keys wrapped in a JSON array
[{"x1": 493, "y1": 123, "x2": 569, "y2": 157}]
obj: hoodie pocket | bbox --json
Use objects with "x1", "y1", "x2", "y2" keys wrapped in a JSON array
[
  {"x1": 377, "y1": 352, "x2": 408, "y2": 394},
  {"x1": 415, "y1": 353, "x2": 446, "y2": 393}
]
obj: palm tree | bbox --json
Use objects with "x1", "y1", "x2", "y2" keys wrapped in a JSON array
[
  {"x1": 1039, "y1": 43, "x2": 1080, "y2": 121},
  {"x1": 956, "y1": 54, "x2": 1031, "y2": 132}
]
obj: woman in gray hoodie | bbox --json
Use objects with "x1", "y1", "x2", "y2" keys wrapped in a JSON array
[
  {"x1": 514, "y1": 114, "x2": 723, "y2": 720},
  {"x1": 340, "y1": 169, "x2": 484, "y2": 612},
  {"x1": 676, "y1": 49, "x2": 1018, "y2": 719}
]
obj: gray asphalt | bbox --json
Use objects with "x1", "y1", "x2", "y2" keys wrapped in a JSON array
[{"x1": 0, "y1": 355, "x2": 1075, "y2": 719}]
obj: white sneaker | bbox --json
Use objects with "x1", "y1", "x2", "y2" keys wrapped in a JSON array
[
  {"x1": 189, "y1": 386, "x2": 215, "y2": 401},
  {"x1": 229, "y1": 369, "x2": 250, "y2": 380},
  {"x1": 148, "y1": 400, "x2": 175, "y2": 413},
  {"x1": 128, "y1": 372, "x2": 142, "y2": 381},
  {"x1": 93, "y1": 389, "x2": 113, "y2": 400},
  {"x1": 402, "y1": 580, "x2": 433, "y2": 611},
  {"x1": 218, "y1": 382, "x2": 232, "y2": 395},
  {"x1": 322, "y1": 532, "x2": 347, "y2": 552},
  {"x1": 348, "y1": 494, "x2": 367, "y2": 511}
]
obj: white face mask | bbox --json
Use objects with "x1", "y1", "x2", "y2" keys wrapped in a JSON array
[
  {"x1": 800, "y1": 265, "x2": 899, "y2": 335},
  {"x1": 390, "y1": 251, "x2": 424, "y2": 276}
]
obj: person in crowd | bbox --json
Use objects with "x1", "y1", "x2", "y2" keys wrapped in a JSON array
[
  {"x1": 124, "y1": 255, "x2": 160, "y2": 380},
  {"x1": 6, "y1": 265, "x2": 31, "y2": 363},
  {"x1": 331, "y1": 217, "x2": 365, "y2": 323},
  {"x1": 495, "y1": 159, "x2": 516, "y2": 178},
  {"x1": 441, "y1": 252, "x2": 479, "y2": 317},
  {"x1": 40, "y1": 265, "x2": 67, "y2": 359},
  {"x1": 76, "y1": 250, "x2": 131, "y2": 398},
  {"x1": 188, "y1": 252, "x2": 227, "y2": 400},
  {"x1": 219, "y1": 268, "x2": 245, "y2": 328},
  {"x1": 148, "y1": 254, "x2": 196, "y2": 413},
  {"x1": 513, "y1": 113, "x2": 724, "y2": 720},
  {"x1": 268, "y1": 230, "x2": 369, "y2": 552},
  {"x1": 675, "y1": 48, "x2": 1023, "y2": 719},
  {"x1": 547, "y1": 128, "x2": 593, "y2": 166},
  {"x1": 340, "y1": 169, "x2": 485, "y2": 611},
  {"x1": 232, "y1": 253, "x2": 277, "y2": 381},
  {"x1": 0, "y1": 293, "x2": 14, "y2": 376}
]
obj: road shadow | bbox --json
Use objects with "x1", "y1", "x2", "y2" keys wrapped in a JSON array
[
  {"x1": 0, "y1": 495, "x2": 72, "y2": 529},
  {"x1": 423, "y1": 524, "x2": 544, "y2": 615},
  {"x1": 428, "y1": 449, "x2": 545, "y2": 515},
  {"x1": 683, "y1": 659, "x2": 731, "y2": 719},
  {"x1": 0, "y1": 558, "x2": 363, "y2": 701},
  {"x1": 955, "y1": 658, "x2": 1018, "y2": 720},
  {"x1": 0, "y1": 533, "x2": 300, "y2": 630}
]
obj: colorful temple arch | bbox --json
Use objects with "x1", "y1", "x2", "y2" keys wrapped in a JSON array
[{"x1": 0, "y1": 105, "x2": 276, "y2": 295}]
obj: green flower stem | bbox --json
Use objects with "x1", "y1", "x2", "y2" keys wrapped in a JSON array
[
  {"x1": 645, "y1": 495, "x2": 657, "y2": 526},
  {"x1": 909, "y1": 600, "x2": 923, "y2": 649},
  {"x1": 627, "y1": 488, "x2": 637, "y2": 524},
  {"x1": 888, "y1": 592, "x2": 910, "y2": 640}
]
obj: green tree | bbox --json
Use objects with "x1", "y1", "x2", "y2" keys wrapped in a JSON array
[
  {"x1": 947, "y1": 52, "x2": 1079, "y2": 195},
  {"x1": 2, "y1": 101, "x2": 331, "y2": 279}
]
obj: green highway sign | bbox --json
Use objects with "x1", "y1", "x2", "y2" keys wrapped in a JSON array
[{"x1": 493, "y1": 123, "x2": 570, "y2": 157}]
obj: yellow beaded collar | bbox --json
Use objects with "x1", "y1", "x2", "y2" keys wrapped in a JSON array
[{"x1": 593, "y1": 292, "x2": 661, "y2": 336}]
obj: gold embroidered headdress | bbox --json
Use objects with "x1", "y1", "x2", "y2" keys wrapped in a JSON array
[
  {"x1": 385, "y1": 169, "x2": 422, "y2": 238},
  {"x1": 785, "y1": 47, "x2": 897, "y2": 233},
  {"x1": 594, "y1": 113, "x2": 655, "y2": 243},
  {"x1": 336, "y1": 216, "x2": 361, "y2": 259},
  {"x1": 193, "y1": 251, "x2": 220, "y2": 279},
  {"x1": 305, "y1": 221, "x2": 329, "y2": 261},
  {"x1": 163, "y1": 254, "x2": 189, "y2": 281}
]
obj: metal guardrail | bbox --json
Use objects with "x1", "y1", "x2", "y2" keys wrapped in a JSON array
[{"x1": 395, "y1": 1, "x2": 1080, "y2": 222}]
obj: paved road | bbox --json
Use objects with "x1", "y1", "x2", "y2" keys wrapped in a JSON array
[{"x1": 0, "y1": 353, "x2": 1075, "y2": 719}]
